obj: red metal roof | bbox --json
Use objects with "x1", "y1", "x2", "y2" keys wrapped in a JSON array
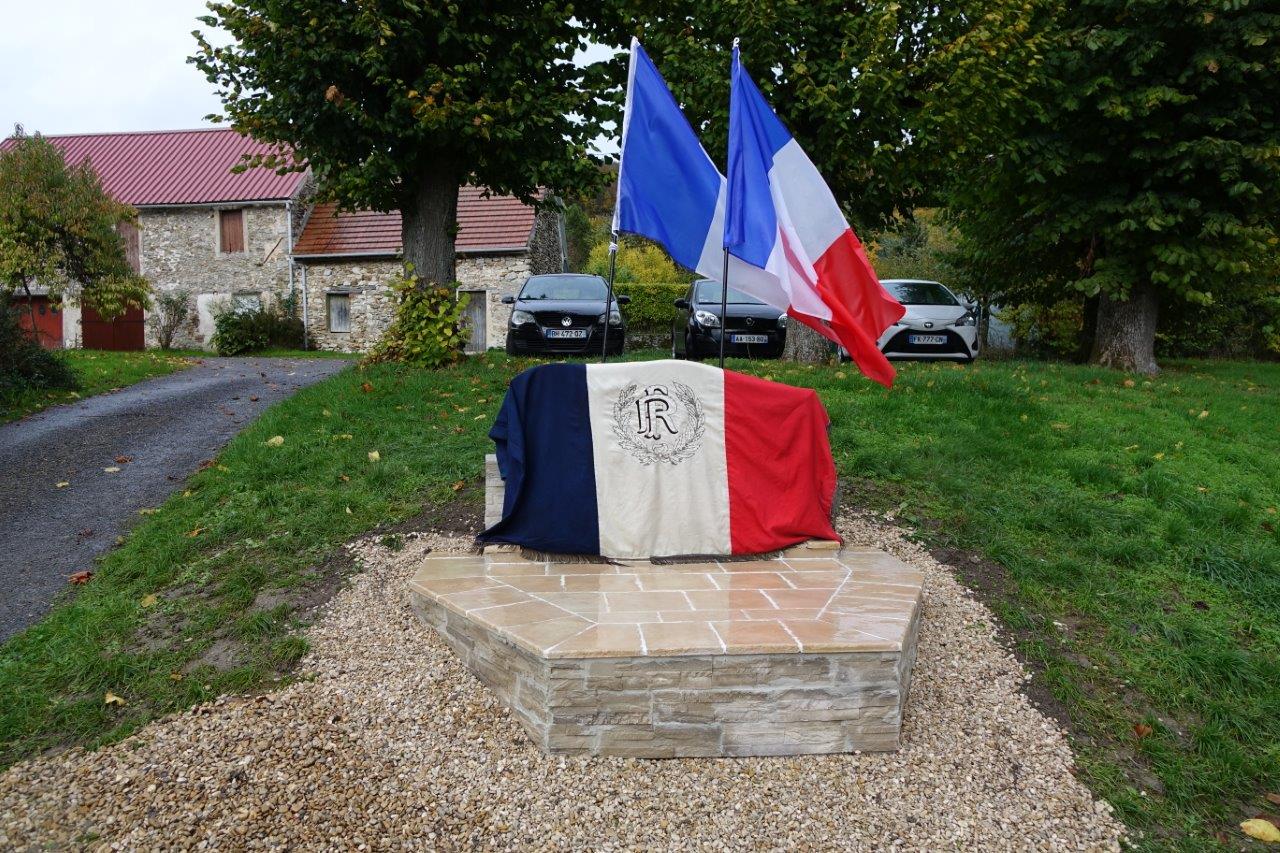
[
  {"x1": 0, "y1": 128, "x2": 306, "y2": 206},
  {"x1": 293, "y1": 187, "x2": 539, "y2": 258}
]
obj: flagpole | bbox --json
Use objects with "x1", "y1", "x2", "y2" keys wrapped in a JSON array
[
  {"x1": 601, "y1": 235, "x2": 618, "y2": 362},
  {"x1": 718, "y1": 249, "x2": 729, "y2": 368}
]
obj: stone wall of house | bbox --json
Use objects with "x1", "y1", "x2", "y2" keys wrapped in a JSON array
[
  {"x1": 300, "y1": 260, "x2": 401, "y2": 353},
  {"x1": 138, "y1": 204, "x2": 293, "y2": 349},
  {"x1": 458, "y1": 254, "x2": 531, "y2": 350}
]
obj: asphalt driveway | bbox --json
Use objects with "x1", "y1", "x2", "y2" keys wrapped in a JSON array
[{"x1": 0, "y1": 356, "x2": 349, "y2": 642}]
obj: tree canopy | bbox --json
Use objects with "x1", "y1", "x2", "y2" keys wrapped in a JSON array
[
  {"x1": 0, "y1": 130, "x2": 148, "y2": 321},
  {"x1": 947, "y1": 0, "x2": 1280, "y2": 372},
  {"x1": 192, "y1": 1, "x2": 612, "y2": 286},
  {"x1": 591, "y1": 0, "x2": 1050, "y2": 232}
]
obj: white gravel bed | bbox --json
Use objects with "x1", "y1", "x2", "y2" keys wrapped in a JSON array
[{"x1": 0, "y1": 518, "x2": 1126, "y2": 850}]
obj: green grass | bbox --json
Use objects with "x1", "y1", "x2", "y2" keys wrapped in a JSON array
[
  {"x1": 1, "y1": 349, "x2": 191, "y2": 422},
  {"x1": 1, "y1": 350, "x2": 1276, "y2": 849}
]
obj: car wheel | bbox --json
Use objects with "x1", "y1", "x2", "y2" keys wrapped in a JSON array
[{"x1": 685, "y1": 333, "x2": 703, "y2": 361}]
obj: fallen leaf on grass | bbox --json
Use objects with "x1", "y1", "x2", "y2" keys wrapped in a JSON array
[
  {"x1": 1122, "y1": 378, "x2": 1135, "y2": 388},
  {"x1": 266, "y1": 435, "x2": 285, "y2": 447},
  {"x1": 368, "y1": 450, "x2": 381, "y2": 462},
  {"x1": 138, "y1": 508, "x2": 159, "y2": 516},
  {"x1": 339, "y1": 474, "x2": 350, "y2": 482},
  {"x1": 104, "y1": 692, "x2": 126, "y2": 707},
  {"x1": 1051, "y1": 422, "x2": 1071, "y2": 431},
  {"x1": 114, "y1": 455, "x2": 133, "y2": 464},
  {"x1": 1133, "y1": 722, "x2": 1153, "y2": 738},
  {"x1": 1241, "y1": 818, "x2": 1280, "y2": 843},
  {"x1": 322, "y1": 409, "x2": 331, "y2": 417},
  {"x1": 103, "y1": 466, "x2": 121, "y2": 473},
  {"x1": 169, "y1": 672, "x2": 183, "y2": 681},
  {"x1": 68, "y1": 570, "x2": 93, "y2": 585},
  {"x1": 1266, "y1": 793, "x2": 1280, "y2": 806},
  {"x1": 249, "y1": 395, "x2": 259, "y2": 402},
  {"x1": 360, "y1": 381, "x2": 374, "y2": 394},
  {"x1": 451, "y1": 480, "x2": 465, "y2": 491},
  {"x1": 140, "y1": 594, "x2": 158, "y2": 608},
  {"x1": 1198, "y1": 410, "x2": 1210, "y2": 419},
  {"x1": 345, "y1": 506, "x2": 353, "y2": 515},
  {"x1": 55, "y1": 481, "x2": 70, "y2": 488},
  {"x1": 186, "y1": 527, "x2": 205, "y2": 538},
  {"x1": 1152, "y1": 452, "x2": 1165, "y2": 460}
]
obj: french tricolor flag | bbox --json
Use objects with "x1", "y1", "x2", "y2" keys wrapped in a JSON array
[
  {"x1": 725, "y1": 46, "x2": 906, "y2": 387},
  {"x1": 479, "y1": 360, "x2": 839, "y2": 559}
]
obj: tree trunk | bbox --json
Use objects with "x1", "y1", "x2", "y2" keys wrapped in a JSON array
[
  {"x1": 783, "y1": 319, "x2": 833, "y2": 364},
  {"x1": 1074, "y1": 294, "x2": 1099, "y2": 363},
  {"x1": 400, "y1": 165, "x2": 460, "y2": 287},
  {"x1": 1090, "y1": 281, "x2": 1159, "y2": 374}
]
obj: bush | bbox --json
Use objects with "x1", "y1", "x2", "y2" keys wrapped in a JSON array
[
  {"x1": 152, "y1": 289, "x2": 192, "y2": 350},
  {"x1": 613, "y1": 282, "x2": 688, "y2": 347},
  {"x1": 364, "y1": 272, "x2": 469, "y2": 367},
  {"x1": 210, "y1": 297, "x2": 304, "y2": 356},
  {"x1": 1002, "y1": 300, "x2": 1084, "y2": 358},
  {"x1": 1156, "y1": 286, "x2": 1280, "y2": 359},
  {"x1": 0, "y1": 296, "x2": 77, "y2": 401}
]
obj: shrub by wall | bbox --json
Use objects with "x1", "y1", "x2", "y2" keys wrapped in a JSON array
[{"x1": 614, "y1": 282, "x2": 687, "y2": 348}]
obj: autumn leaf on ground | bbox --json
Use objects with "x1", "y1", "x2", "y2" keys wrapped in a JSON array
[
  {"x1": 1122, "y1": 378, "x2": 1135, "y2": 388},
  {"x1": 249, "y1": 395, "x2": 259, "y2": 402},
  {"x1": 55, "y1": 481, "x2": 69, "y2": 488},
  {"x1": 186, "y1": 527, "x2": 205, "y2": 538},
  {"x1": 1241, "y1": 818, "x2": 1280, "y2": 843},
  {"x1": 1266, "y1": 793, "x2": 1280, "y2": 806},
  {"x1": 345, "y1": 506, "x2": 353, "y2": 515},
  {"x1": 1133, "y1": 722, "x2": 1153, "y2": 738},
  {"x1": 140, "y1": 593, "x2": 158, "y2": 608},
  {"x1": 339, "y1": 474, "x2": 350, "y2": 482},
  {"x1": 169, "y1": 672, "x2": 183, "y2": 682},
  {"x1": 138, "y1": 508, "x2": 159, "y2": 515},
  {"x1": 104, "y1": 691, "x2": 125, "y2": 706},
  {"x1": 360, "y1": 381, "x2": 374, "y2": 393},
  {"x1": 68, "y1": 570, "x2": 93, "y2": 585},
  {"x1": 103, "y1": 466, "x2": 120, "y2": 473},
  {"x1": 266, "y1": 435, "x2": 285, "y2": 447},
  {"x1": 451, "y1": 480, "x2": 465, "y2": 491},
  {"x1": 368, "y1": 450, "x2": 380, "y2": 462},
  {"x1": 1198, "y1": 410, "x2": 1210, "y2": 419},
  {"x1": 114, "y1": 455, "x2": 133, "y2": 464}
]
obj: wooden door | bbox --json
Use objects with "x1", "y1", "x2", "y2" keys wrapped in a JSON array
[
  {"x1": 13, "y1": 295, "x2": 63, "y2": 349},
  {"x1": 82, "y1": 303, "x2": 144, "y2": 351},
  {"x1": 462, "y1": 291, "x2": 486, "y2": 353}
]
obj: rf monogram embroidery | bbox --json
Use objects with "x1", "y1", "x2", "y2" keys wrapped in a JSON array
[{"x1": 612, "y1": 381, "x2": 705, "y2": 465}]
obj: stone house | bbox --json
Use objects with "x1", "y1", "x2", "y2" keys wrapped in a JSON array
[
  {"x1": 4, "y1": 128, "x2": 310, "y2": 350},
  {"x1": 5, "y1": 128, "x2": 563, "y2": 352},
  {"x1": 291, "y1": 189, "x2": 566, "y2": 352}
]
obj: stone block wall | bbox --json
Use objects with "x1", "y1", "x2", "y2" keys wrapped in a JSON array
[{"x1": 138, "y1": 205, "x2": 293, "y2": 349}]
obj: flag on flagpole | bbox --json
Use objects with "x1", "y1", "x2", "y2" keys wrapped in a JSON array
[
  {"x1": 612, "y1": 39, "x2": 793, "y2": 300},
  {"x1": 724, "y1": 45, "x2": 905, "y2": 387}
]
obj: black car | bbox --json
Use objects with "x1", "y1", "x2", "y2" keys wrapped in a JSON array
[
  {"x1": 671, "y1": 279, "x2": 787, "y2": 360},
  {"x1": 503, "y1": 274, "x2": 630, "y2": 357}
]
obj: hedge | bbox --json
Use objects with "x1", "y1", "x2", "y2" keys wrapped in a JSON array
[{"x1": 613, "y1": 282, "x2": 687, "y2": 347}]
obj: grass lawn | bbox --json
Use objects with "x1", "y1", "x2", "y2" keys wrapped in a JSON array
[
  {"x1": 1, "y1": 349, "x2": 191, "y2": 423},
  {"x1": 0, "y1": 350, "x2": 1275, "y2": 849}
]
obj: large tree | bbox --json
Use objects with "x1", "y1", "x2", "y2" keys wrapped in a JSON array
[
  {"x1": 0, "y1": 129, "x2": 149, "y2": 333},
  {"x1": 948, "y1": 0, "x2": 1280, "y2": 373},
  {"x1": 192, "y1": 1, "x2": 610, "y2": 288},
  {"x1": 590, "y1": 0, "x2": 1050, "y2": 360}
]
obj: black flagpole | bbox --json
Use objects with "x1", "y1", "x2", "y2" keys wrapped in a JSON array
[
  {"x1": 601, "y1": 235, "x2": 618, "y2": 362},
  {"x1": 718, "y1": 248, "x2": 729, "y2": 368}
]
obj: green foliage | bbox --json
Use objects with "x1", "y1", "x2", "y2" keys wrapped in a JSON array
[
  {"x1": 210, "y1": 301, "x2": 305, "y2": 357},
  {"x1": 949, "y1": 1, "x2": 1280, "y2": 315},
  {"x1": 1157, "y1": 282, "x2": 1280, "y2": 360},
  {"x1": 612, "y1": 282, "x2": 688, "y2": 343},
  {"x1": 0, "y1": 296, "x2": 77, "y2": 407},
  {"x1": 365, "y1": 274, "x2": 468, "y2": 367},
  {"x1": 0, "y1": 129, "x2": 149, "y2": 320},
  {"x1": 591, "y1": 0, "x2": 1050, "y2": 230},
  {"x1": 584, "y1": 238, "x2": 692, "y2": 286},
  {"x1": 866, "y1": 210, "x2": 958, "y2": 286},
  {"x1": 151, "y1": 289, "x2": 192, "y2": 351},
  {"x1": 1002, "y1": 300, "x2": 1085, "y2": 358},
  {"x1": 193, "y1": 2, "x2": 610, "y2": 279}
]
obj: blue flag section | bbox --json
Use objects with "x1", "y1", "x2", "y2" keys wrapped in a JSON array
[{"x1": 612, "y1": 38, "x2": 723, "y2": 271}]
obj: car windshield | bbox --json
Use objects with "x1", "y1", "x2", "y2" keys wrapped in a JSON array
[
  {"x1": 885, "y1": 281, "x2": 958, "y2": 306},
  {"x1": 695, "y1": 281, "x2": 766, "y2": 305},
  {"x1": 520, "y1": 276, "x2": 608, "y2": 301}
]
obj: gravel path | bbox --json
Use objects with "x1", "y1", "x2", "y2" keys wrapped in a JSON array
[
  {"x1": 0, "y1": 516, "x2": 1126, "y2": 850},
  {"x1": 0, "y1": 356, "x2": 349, "y2": 641}
]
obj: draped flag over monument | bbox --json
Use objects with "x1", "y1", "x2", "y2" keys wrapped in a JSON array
[
  {"x1": 724, "y1": 46, "x2": 905, "y2": 387},
  {"x1": 478, "y1": 360, "x2": 839, "y2": 559}
]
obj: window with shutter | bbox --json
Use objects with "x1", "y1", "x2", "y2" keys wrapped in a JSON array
[
  {"x1": 328, "y1": 293, "x2": 351, "y2": 332},
  {"x1": 219, "y1": 209, "x2": 245, "y2": 253},
  {"x1": 117, "y1": 220, "x2": 141, "y2": 273}
]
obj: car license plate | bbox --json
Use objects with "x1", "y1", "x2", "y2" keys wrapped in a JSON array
[
  {"x1": 908, "y1": 334, "x2": 947, "y2": 345},
  {"x1": 545, "y1": 329, "x2": 587, "y2": 339},
  {"x1": 731, "y1": 334, "x2": 768, "y2": 344}
]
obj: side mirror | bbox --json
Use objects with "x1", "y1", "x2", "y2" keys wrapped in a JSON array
[
  {"x1": 616, "y1": 294, "x2": 631, "y2": 305},
  {"x1": 500, "y1": 295, "x2": 516, "y2": 305},
  {"x1": 674, "y1": 298, "x2": 690, "y2": 309}
]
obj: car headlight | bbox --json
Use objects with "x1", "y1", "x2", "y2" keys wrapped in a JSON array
[
  {"x1": 693, "y1": 309, "x2": 720, "y2": 328},
  {"x1": 511, "y1": 309, "x2": 535, "y2": 326},
  {"x1": 953, "y1": 311, "x2": 977, "y2": 327},
  {"x1": 597, "y1": 310, "x2": 623, "y2": 326},
  {"x1": 777, "y1": 312, "x2": 788, "y2": 329}
]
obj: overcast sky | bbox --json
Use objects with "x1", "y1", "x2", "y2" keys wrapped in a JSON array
[
  {"x1": 1, "y1": 1, "x2": 617, "y2": 149},
  {"x1": 1, "y1": 0, "x2": 224, "y2": 136}
]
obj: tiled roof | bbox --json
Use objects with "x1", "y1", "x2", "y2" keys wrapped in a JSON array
[
  {"x1": 293, "y1": 187, "x2": 539, "y2": 258},
  {"x1": 0, "y1": 128, "x2": 306, "y2": 206}
]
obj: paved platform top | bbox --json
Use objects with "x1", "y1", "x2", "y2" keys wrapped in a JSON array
[{"x1": 409, "y1": 546, "x2": 923, "y2": 659}]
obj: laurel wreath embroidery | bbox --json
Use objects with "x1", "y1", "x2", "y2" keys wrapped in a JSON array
[{"x1": 611, "y1": 380, "x2": 706, "y2": 466}]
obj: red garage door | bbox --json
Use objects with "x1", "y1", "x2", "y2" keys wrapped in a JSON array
[
  {"x1": 82, "y1": 304, "x2": 144, "y2": 351},
  {"x1": 13, "y1": 296, "x2": 64, "y2": 349}
]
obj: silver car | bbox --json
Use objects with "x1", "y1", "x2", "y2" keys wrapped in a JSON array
[{"x1": 875, "y1": 279, "x2": 979, "y2": 362}]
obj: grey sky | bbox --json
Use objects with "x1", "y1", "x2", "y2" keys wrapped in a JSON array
[{"x1": 0, "y1": 1, "x2": 618, "y2": 149}]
